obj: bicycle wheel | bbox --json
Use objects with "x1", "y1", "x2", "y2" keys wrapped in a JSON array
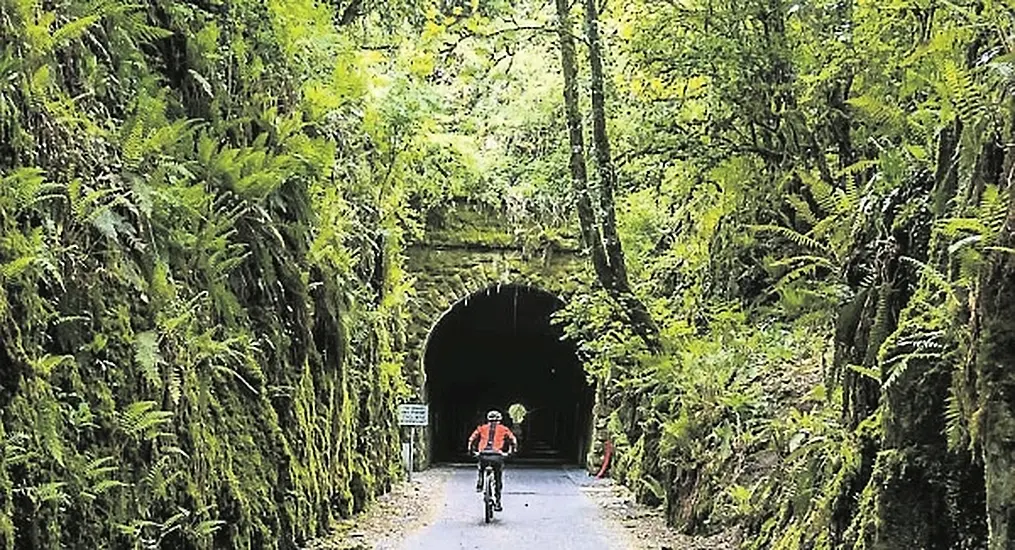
[{"x1": 483, "y1": 471, "x2": 494, "y2": 523}]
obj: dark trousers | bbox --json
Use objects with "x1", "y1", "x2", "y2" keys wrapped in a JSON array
[{"x1": 476, "y1": 452, "x2": 505, "y2": 501}]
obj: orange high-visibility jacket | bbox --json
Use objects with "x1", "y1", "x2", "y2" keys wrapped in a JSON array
[{"x1": 469, "y1": 422, "x2": 517, "y2": 453}]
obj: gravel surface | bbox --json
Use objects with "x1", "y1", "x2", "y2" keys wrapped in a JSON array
[
  {"x1": 305, "y1": 468, "x2": 451, "y2": 550},
  {"x1": 580, "y1": 476, "x2": 741, "y2": 550}
]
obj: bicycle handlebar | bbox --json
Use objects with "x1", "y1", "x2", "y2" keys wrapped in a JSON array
[{"x1": 471, "y1": 450, "x2": 514, "y2": 457}]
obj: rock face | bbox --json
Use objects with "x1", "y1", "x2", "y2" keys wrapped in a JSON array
[{"x1": 0, "y1": 3, "x2": 408, "y2": 549}]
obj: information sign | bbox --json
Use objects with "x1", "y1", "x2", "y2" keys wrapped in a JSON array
[{"x1": 398, "y1": 404, "x2": 428, "y2": 426}]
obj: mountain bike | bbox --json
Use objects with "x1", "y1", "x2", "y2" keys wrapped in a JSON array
[{"x1": 473, "y1": 451, "x2": 507, "y2": 523}]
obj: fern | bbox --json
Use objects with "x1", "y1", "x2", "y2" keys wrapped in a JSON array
[
  {"x1": 899, "y1": 256, "x2": 959, "y2": 305},
  {"x1": 191, "y1": 519, "x2": 226, "y2": 538},
  {"x1": 847, "y1": 363, "x2": 880, "y2": 382},
  {"x1": 944, "y1": 387, "x2": 967, "y2": 451},
  {"x1": 838, "y1": 159, "x2": 878, "y2": 179},
  {"x1": 808, "y1": 175, "x2": 841, "y2": 216},
  {"x1": 2, "y1": 432, "x2": 35, "y2": 466},
  {"x1": 768, "y1": 255, "x2": 838, "y2": 271},
  {"x1": 940, "y1": 60, "x2": 989, "y2": 123},
  {"x1": 133, "y1": 331, "x2": 163, "y2": 391},
  {"x1": 117, "y1": 401, "x2": 173, "y2": 441},
  {"x1": 122, "y1": 114, "x2": 146, "y2": 171},
  {"x1": 167, "y1": 366, "x2": 182, "y2": 406},
  {"x1": 935, "y1": 216, "x2": 988, "y2": 239},
  {"x1": 0, "y1": 168, "x2": 46, "y2": 210},
  {"x1": 947, "y1": 234, "x2": 982, "y2": 255},
  {"x1": 80, "y1": 456, "x2": 128, "y2": 500},
  {"x1": 51, "y1": 14, "x2": 101, "y2": 47},
  {"x1": 750, "y1": 224, "x2": 831, "y2": 254},
  {"x1": 846, "y1": 94, "x2": 905, "y2": 128},
  {"x1": 26, "y1": 481, "x2": 69, "y2": 507},
  {"x1": 980, "y1": 185, "x2": 1009, "y2": 237},
  {"x1": 883, "y1": 352, "x2": 942, "y2": 391},
  {"x1": 985, "y1": 245, "x2": 1015, "y2": 255},
  {"x1": 27, "y1": 354, "x2": 75, "y2": 376},
  {"x1": 144, "y1": 453, "x2": 185, "y2": 498},
  {"x1": 786, "y1": 194, "x2": 819, "y2": 226},
  {"x1": 83, "y1": 456, "x2": 118, "y2": 480},
  {"x1": 640, "y1": 474, "x2": 666, "y2": 501}
]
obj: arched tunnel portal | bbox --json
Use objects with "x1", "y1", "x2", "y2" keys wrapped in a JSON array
[{"x1": 424, "y1": 284, "x2": 594, "y2": 465}]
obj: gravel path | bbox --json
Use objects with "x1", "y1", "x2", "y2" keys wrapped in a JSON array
[
  {"x1": 399, "y1": 465, "x2": 627, "y2": 550},
  {"x1": 305, "y1": 468, "x2": 451, "y2": 550}
]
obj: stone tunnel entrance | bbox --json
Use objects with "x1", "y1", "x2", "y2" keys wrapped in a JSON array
[{"x1": 424, "y1": 284, "x2": 594, "y2": 465}]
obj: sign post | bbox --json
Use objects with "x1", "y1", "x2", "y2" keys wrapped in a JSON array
[{"x1": 397, "y1": 404, "x2": 428, "y2": 482}]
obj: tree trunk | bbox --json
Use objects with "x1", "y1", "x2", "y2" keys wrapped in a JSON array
[
  {"x1": 553, "y1": 0, "x2": 611, "y2": 288},
  {"x1": 976, "y1": 191, "x2": 1015, "y2": 550},
  {"x1": 580, "y1": 0, "x2": 661, "y2": 351},
  {"x1": 583, "y1": 0, "x2": 626, "y2": 285}
]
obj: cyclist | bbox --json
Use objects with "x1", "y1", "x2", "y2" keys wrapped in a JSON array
[{"x1": 467, "y1": 410, "x2": 517, "y2": 511}]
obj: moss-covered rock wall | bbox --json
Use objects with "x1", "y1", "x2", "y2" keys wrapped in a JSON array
[{"x1": 0, "y1": 1, "x2": 413, "y2": 548}]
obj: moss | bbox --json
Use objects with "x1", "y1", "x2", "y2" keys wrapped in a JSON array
[
  {"x1": 403, "y1": 230, "x2": 584, "y2": 460},
  {"x1": 0, "y1": 422, "x2": 13, "y2": 548},
  {"x1": 0, "y1": 2, "x2": 407, "y2": 548},
  {"x1": 976, "y1": 252, "x2": 1015, "y2": 550}
]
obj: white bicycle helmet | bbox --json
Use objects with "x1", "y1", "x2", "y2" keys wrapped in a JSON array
[{"x1": 487, "y1": 410, "x2": 502, "y2": 421}]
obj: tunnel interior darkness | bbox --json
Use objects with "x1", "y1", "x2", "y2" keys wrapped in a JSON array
[{"x1": 424, "y1": 284, "x2": 594, "y2": 464}]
